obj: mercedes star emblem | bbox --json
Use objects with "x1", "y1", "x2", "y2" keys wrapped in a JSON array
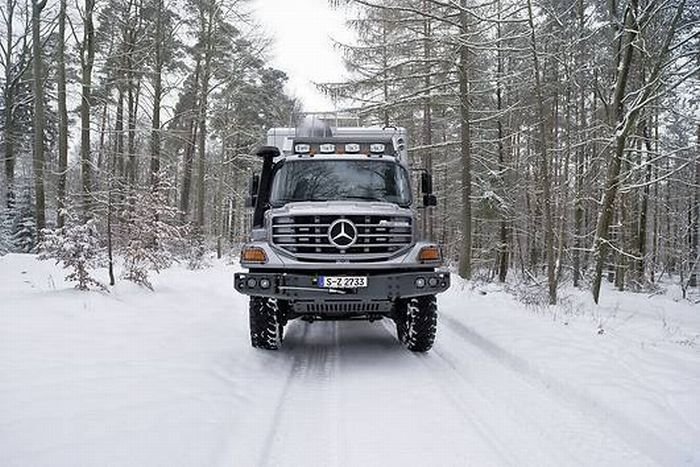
[{"x1": 328, "y1": 219, "x2": 358, "y2": 249}]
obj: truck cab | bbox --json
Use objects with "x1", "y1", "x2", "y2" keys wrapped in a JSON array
[{"x1": 234, "y1": 123, "x2": 450, "y2": 351}]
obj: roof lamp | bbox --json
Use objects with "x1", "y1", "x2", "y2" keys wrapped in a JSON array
[
  {"x1": 294, "y1": 144, "x2": 310, "y2": 153},
  {"x1": 320, "y1": 143, "x2": 335, "y2": 153},
  {"x1": 345, "y1": 143, "x2": 360, "y2": 153},
  {"x1": 370, "y1": 143, "x2": 385, "y2": 153}
]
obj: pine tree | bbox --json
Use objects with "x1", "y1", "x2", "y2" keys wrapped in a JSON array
[
  {"x1": 39, "y1": 218, "x2": 106, "y2": 290},
  {"x1": 10, "y1": 187, "x2": 37, "y2": 253}
]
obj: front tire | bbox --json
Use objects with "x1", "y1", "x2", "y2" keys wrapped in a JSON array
[
  {"x1": 249, "y1": 297, "x2": 284, "y2": 350},
  {"x1": 395, "y1": 295, "x2": 438, "y2": 352}
]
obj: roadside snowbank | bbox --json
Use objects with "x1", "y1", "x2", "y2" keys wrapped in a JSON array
[{"x1": 441, "y1": 278, "x2": 700, "y2": 465}]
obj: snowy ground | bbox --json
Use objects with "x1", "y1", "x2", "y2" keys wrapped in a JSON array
[{"x1": 1, "y1": 253, "x2": 699, "y2": 466}]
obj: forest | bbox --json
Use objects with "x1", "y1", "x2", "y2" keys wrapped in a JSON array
[{"x1": 0, "y1": 0, "x2": 698, "y2": 303}]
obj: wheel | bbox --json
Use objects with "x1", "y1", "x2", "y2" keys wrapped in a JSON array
[
  {"x1": 394, "y1": 295, "x2": 438, "y2": 352},
  {"x1": 249, "y1": 297, "x2": 284, "y2": 350}
]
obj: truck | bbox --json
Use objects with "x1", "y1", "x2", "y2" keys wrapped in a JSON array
[{"x1": 234, "y1": 119, "x2": 450, "y2": 352}]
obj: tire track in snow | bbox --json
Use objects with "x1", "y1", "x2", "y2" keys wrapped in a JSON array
[
  {"x1": 257, "y1": 321, "x2": 340, "y2": 467},
  {"x1": 439, "y1": 312, "x2": 694, "y2": 466},
  {"x1": 255, "y1": 322, "x2": 310, "y2": 467},
  {"x1": 377, "y1": 320, "x2": 517, "y2": 466},
  {"x1": 427, "y1": 344, "x2": 605, "y2": 466}
]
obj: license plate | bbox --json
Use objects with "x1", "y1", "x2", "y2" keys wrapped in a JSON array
[{"x1": 319, "y1": 276, "x2": 368, "y2": 288}]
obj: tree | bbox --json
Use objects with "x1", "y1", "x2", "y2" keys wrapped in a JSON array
[
  {"x1": 457, "y1": 0, "x2": 472, "y2": 280},
  {"x1": 30, "y1": 0, "x2": 47, "y2": 233},
  {"x1": 120, "y1": 182, "x2": 184, "y2": 289},
  {"x1": 39, "y1": 218, "x2": 106, "y2": 290},
  {"x1": 56, "y1": 0, "x2": 68, "y2": 227},
  {"x1": 591, "y1": 0, "x2": 687, "y2": 303},
  {"x1": 79, "y1": 0, "x2": 96, "y2": 213},
  {"x1": 526, "y1": 0, "x2": 556, "y2": 304}
]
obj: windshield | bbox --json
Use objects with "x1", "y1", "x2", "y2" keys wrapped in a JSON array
[{"x1": 270, "y1": 159, "x2": 412, "y2": 207}]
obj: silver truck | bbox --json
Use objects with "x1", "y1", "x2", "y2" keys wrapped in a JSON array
[{"x1": 234, "y1": 121, "x2": 450, "y2": 351}]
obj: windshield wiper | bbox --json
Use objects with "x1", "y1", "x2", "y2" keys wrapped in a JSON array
[
  {"x1": 339, "y1": 195, "x2": 385, "y2": 202},
  {"x1": 271, "y1": 198, "x2": 329, "y2": 206}
]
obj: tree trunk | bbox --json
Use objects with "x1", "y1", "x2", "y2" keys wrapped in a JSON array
[
  {"x1": 496, "y1": 0, "x2": 508, "y2": 282},
  {"x1": 196, "y1": 4, "x2": 215, "y2": 230},
  {"x1": 115, "y1": 87, "x2": 125, "y2": 180},
  {"x1": 96, "y1": 101, "x2": 108, "y2": 177},
  {"x1": 31, "y1": 0, "x2": 47, "y2": 232},
  {"x1": 3, "y1": 0, "x2": 15, "y2": 209},
  {"x1": 691, "y1": 123, "x2": 700, "y2": 287},
  {"x1": 421, "y1": 0, "x2": 433, "y2": 241},
  {"x1": 196, "y1": 85, "x2": 208, "y2": 228},
  {"x1": 127, "y1": 74, "x2": 139, "y2": 187},
  {"x1": 150, "y1": 0, "x2": 164, "y2": 189},
  {"x1": 556, "y1": 78, "x2": 572, "y2": 282},
  {"x1": 616, "y1": 195, "x2": 627, "y2": 291},
  {"x1": 526, "y1": 0, "x2": 556, "y2": 304},
  {"x1": 381, "y1": 20, "x2": 389, "y2": 127},
  {"x1": 636, "y1": 119, "x2": 653, "y2": 282},
  {"x1": 56, "y1": 0, "x2": 68, "y2": 228},
  {"x1": 573, "y1": 73, "x2": 585, "y2": 286},
  {"x1": 180, "y1": 57, "x2": 201, "y2": 221},
  {"x1": 80, "y1": 0, "x2": 96, "y2": 215},
  {"x1": 457, "y1": 0, "x2": 472, "y2": 280},
  {"x1": 591, "y1": 0, "x2": 638, "y2": 303},
  {"x1": 107, "y1": 168, "x2": 115, "y2": 286}
]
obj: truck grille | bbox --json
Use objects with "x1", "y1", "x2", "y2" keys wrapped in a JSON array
[
  {"x1": 294, "y1": 301, "x2": 392, "y2": 314},
  {"x1": 271, "y1": 214, "x2": 413, "y2": 262}
]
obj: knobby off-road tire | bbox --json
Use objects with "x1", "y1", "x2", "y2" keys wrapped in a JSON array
[
  {"x1": 249, "y1": 297, "x2": 284, "y2": 350},
  {"x1": 395, "y1": 295, "x2": 438, "y2": 352}
]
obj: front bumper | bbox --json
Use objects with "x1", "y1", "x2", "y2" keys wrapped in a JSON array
[{"x1": 234, "y1": 270, "x2": 450, "y2": 301}]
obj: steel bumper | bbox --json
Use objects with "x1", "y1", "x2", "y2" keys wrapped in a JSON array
[{"x1": 234, "y1": 270, "x2": 450, "y2": 301}]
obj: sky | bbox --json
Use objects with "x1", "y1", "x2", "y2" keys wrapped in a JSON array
[{"x1": 251, "y1": 0, "x2": 354, "y2": 112}]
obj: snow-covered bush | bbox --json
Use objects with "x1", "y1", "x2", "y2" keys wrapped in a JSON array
[
  {"x1": 38, "y1": 220, "x2": 106, "y2": 291},
  {"x1": 119, "y1": 184, "x2": 185, "y2": 290}
]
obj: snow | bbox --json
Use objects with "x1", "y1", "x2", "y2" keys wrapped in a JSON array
[{"x1": 1, "y1": 253, "x2": 699, "y2": 466}]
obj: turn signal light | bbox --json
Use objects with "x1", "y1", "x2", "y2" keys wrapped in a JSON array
[
  {"x1": 241, "y1": 246, "x2": 268, "y2": 264},
  {"x1": 418, "y1": 246, "x2": 442, "y2": 263}
]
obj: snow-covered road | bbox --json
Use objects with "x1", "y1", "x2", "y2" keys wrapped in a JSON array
[{"x1": 1, "y1": 254, "x2": 699, "y2": 466}]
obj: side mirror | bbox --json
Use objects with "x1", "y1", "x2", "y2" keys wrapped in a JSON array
[
  {"x1": 423, "y1": 194, "x2": 437, "y2": 207},
  {"x1": 246, "y1": 173, "x2": 260, "y2": 208},
  {"x1": 420, "y1": 172, "x2": 433, "y2": 194}
]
